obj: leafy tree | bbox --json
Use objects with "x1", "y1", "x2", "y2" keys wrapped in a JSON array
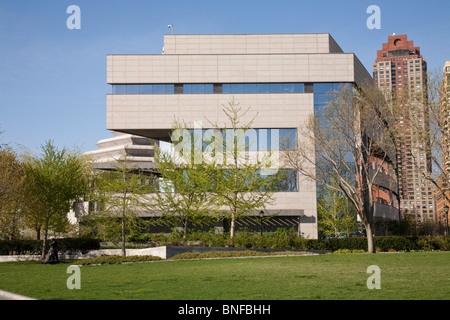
[
  {"x1": 0, "y1": 148, "x2": 25, "y2": 240},
  {"x1": 23, "y1": 140, "x2": 90, "y2": 261},
  {"x1": 152, "y1": 143, "x2": 219, "y2": 239},
  {"x1": 205, "y1": 100, "x2": 285, "y2": 239},
  {"x1": 94, "y1": 154, "x2": 153, "y2": 256},
  {"x1": 317, "y1": 182, "x2": 358, "y2": 238}
]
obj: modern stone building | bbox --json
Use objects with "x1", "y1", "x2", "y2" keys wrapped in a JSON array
[
  {"x1": 83, "y1": 131, "x2": 156, "y2": 172},
  {"x1": 373, "y1": 34, "x2": 436, "y2": 223},
  {"x1": 104, "y1": 33, "x2": 395, "y2": 238}
]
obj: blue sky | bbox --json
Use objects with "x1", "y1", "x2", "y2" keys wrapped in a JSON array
[{"x1": 1, "y1": 0, "x2": 449, "y2": 154}]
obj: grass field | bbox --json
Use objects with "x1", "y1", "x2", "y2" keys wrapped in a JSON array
[{"x1": 0, "y1": 251, "x2": 449, "y2": 300}]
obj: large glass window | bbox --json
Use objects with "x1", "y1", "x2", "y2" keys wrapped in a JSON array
[
  {"x1": 152, "y1": 84, "x2": 166, "y2": 94},
  {"x1": 269, "y1": 83, "x2": 283, "y2": 93},
  {"x1": 127, "y1": 85, "x2": 140, "y2": 94},
  {"x1": 165, "y1": 84, "x2": 174, "y2": 94},
  {"x1": 111, "y1": 82, "x2": 328, "y2": 95},
  {"x1": 184, "y1": 84, "x2": 214, "y2": 94},
  {"x1": 140, "y1": 85, "x2": 153, "y2": 94},
  {"x1": 279, "y1": 129, "x2": 297, "y2": 151},
  {"x1": 313, "y1": 83, "x2": 334, "y2": 93},
  {"x1": 243, "y1": 83, "x2": 257, "y2": 93},
  {"x1": 230, "y1": 83, "x2": 244, "y2": 94},
  {"x1": 257, "y1": 83, "x2": 270, "y2": 93},
  {"x1": 260, "y1": 169, "x2": 298, "y2": 192},
  {"x1": 113, "y1": 85, "x2": 127, "y2": 94}
]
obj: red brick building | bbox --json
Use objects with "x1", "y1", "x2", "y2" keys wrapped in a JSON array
[{"x1": 373, "y1": 34, "x2": 436, "y2": 223}]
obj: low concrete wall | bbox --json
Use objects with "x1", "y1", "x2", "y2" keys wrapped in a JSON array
[
  {"x1": 0, "y1": 247, "x2": 168, "y2": 262},
  {"x1": 0, "y1": 246, "x2": 317, "y2": 262}
]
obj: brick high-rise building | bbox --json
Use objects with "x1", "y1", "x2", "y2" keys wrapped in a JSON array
[{"x1": 373, "y1": 34, "x2": 436, "y2": 223}]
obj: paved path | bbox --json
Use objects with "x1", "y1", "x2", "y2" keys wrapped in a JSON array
[{"x1": 0, "y1": 290, "x2": 35, "y2": 300}]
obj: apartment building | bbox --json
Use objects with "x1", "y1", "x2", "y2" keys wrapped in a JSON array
[{"x1": 373, "y1": 34, "x2": 436, "y2": 223}]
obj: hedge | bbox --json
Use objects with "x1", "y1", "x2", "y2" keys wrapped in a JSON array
[
  {"x1": 290, "y1": 236, "x2": 450, "y2": 252},
  {"x1": 2, "y1": 235, "x2": 449, "y2": 255},
  {"x1": 0, "y1": 238, "x2": 100, "y2": 255},
  {"x1": 140, "y1": 232, "x2": 450, "y2": 252}
]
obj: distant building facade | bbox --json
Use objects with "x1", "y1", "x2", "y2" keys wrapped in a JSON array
[{"x1": 373, "y1": 34, "x2": 436, "y2": 223}]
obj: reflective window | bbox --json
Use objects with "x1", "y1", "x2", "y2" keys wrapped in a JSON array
[
  {"x1": 314, "y1": 93, "x2": 332, "y2": 106},
  {"x1": 314, "y1": 82, "x2": 351, "y2": 93},
  {"x1": 111, "y1": 82, "x2": 350, "y2": 95},
  {"x1": 152, "y1": 84, "x2": 165, "y2": 94},
  {"x1": 113, "y1": 85, "x2": 127, "y2": 94},
  {"x1": 261, "y1": 169, "x2": 298, "y2": 192},
  {"x1": 140, "y1": 85, "x2": 153, "y2": 94},
  {"x1": 294, "y1": 83, "x2": 305, "y2": 92},
  {"x1": 279, "y1": 129, "x2": 297, "y2": 151},
  {"x1": 243, "y1": 83, "x2": 257, "y2": 93},
  {"x1": 257, "y1": 83, "x2": 270, "y2": 93},
  {"x1": 222, "y1": 84, "x2": 231, "y2": 94},
  {"x1": 165, "y1": 84, "x2": 174, "y2": 94},
  {"x1": 282, "y1": 83, "x2": 295, "y2": 93},
  {"x1": 204, "y1": 84, "x2": 213, "y2": 94},
  {"x1": 127, "y1": 85, "x2": 140, "y2": 94},
  {"x1": 190, "y1": 84, "x2": 204, "y2": 94},
  {"x1": 269, "y1": 83, "x2": 283, "y2": 93},
  {"x1": 230, "y1": 83, "x2": 244, "y2": 94},
  {"x1": 313, "y1": 83, "x2": 334, "y2": 93}
]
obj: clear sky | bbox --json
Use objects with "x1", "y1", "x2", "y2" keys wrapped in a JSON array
[{"x1": 1, "y1": 0, "x2": 449, "y2": 154}]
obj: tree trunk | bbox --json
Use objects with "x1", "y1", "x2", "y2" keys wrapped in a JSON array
[
  {"x1": 366, "y1": 222, "x2": 375, "y2": 253},
  {"x1": 183, "y1": 217, "x2": 188, "y2": 239},
  {"x1": 41, "y1": 228, "x2": 48, "y2": 262},
  {"x1": 230, "y1": 212, "x2": 236, "y2": 239},
  {"x1": 121, "y1": 216, "x2": 126, "y2": 257},
  {"x1": 41, "y1": 211, "x2": 50, "y2": 262}
]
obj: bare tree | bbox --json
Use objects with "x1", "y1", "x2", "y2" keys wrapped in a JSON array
[
  {"x1": 407, "y1": 71, "x2": 449, "y2": 202},
  {"x1": 282, "y1": 85, "x2": 397, "y2": 253}
]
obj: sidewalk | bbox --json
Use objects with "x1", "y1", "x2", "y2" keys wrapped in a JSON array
[{"x1": 0, "y1": 290, "x2": 36, "y2": 300}]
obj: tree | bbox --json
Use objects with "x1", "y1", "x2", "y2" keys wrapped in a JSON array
[
  {"x1": 317, "y1": 182, "x2": 358, "y2": 239},
  {"x1": 94, "y1": 154, "x2": 153, "y2": 256},
  {"x1": 282, "y1": 84, "x2": 397, "y2": 253},
  {"x1": 152, "y1": 142, "x2": 219, "y2": 239},
  {"x1": 406, "y1": 71, "x2": 449, "y2": 205},
  {"x1": 23, "y1": 140, "x2": 90, "y2": 261},
  {"x1": 0, "y1": 148, "x2": 25, "y2": 240},
  {"x1": 204, "y1": 100, "x2": 285, "y2": 239}
]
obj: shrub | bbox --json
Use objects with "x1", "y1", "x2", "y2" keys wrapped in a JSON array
[
  {"x1": 0, "y1": 238, "x2": 100, "y2": 255},
  {"x1": 333, "y1": 249, "x2": 366, "y2": 254},
  {"x1": 169, "y1": 250, "x2": 307, "y2": 260},
  {"x1": 0, "y1": 240, "x2": 41, "y2": 255},
  {"x1": 107, "y1": 231, "x2": 450, "y2": 253}
]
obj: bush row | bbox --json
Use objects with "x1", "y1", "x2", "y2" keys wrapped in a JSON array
[
  {"x1": 0, "y1": 238, "x2": 101, "y2": 255},
  {"x1": 76, "y1": 255, "x2": 162, "y2": 265},
  {"x1": 130, "y1": 231, "x2": 450, "y2": 252},
  {"x1": 75, "y1": 250, "x2": 307, "y2": 265}
]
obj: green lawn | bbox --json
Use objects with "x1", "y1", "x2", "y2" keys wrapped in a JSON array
[{"x1": 0, "y1": 251, "x2": 449, "y2": 300}]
